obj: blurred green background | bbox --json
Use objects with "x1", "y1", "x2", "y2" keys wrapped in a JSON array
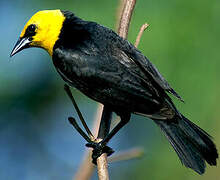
[{"x1": 0, "y1": 0, "x2": 219, "y2": 179}]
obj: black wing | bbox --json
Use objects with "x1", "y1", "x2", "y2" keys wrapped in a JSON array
[
  {"x1": 90, "y1": 24, "x2": 183, "y2": 102},
  {"x1": 121, "y1": 43, "x2": 184, "y2": 102},
  {"x1": 53, "y1": 20, "x2": 182, "y2": 115},
  {"x1": 53, "y1": 46, "x2": 167, "y2": 116}
]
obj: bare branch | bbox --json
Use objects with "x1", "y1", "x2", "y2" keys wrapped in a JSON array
[
  {"x1": 96, "y1": 1, "x2": 137, "y2": 179},
  {"x1": 108, "y1": 147, "x2": 144, "y2": 163},
  {"x1": 74, "y1": 147, "x2": 143, "y2": 180},
  {"x1": 118, "y1": 0, "x2": 136, "y2": 38},
  {"x1": 95, "y1": 106, "x2": 112, "y2": 180},
  {"x1": 115, "y1": 0, "x2": 126, "y2": 30},
  {"x1": 74, "y1": 105, "x2": 103, "y2": 180},
  {"x1": 134, "y1": 23, "x2": 149, "y2": 48},
  {"x1": 74, "y1": 0, "x2": 137, "y2": 179},
  {"x1": 97, "y1": 153, "x2": 109, "y2": 180}
]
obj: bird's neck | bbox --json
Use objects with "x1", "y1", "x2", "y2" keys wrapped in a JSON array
[{"x1": 53, "y1": 14, "x2": 91, "y2": 53}]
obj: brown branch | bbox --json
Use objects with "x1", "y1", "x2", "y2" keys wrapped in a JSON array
[
  {"x1": 108, "y1": 147, "x2": 144, "y2": 163},
  {"x1": 74, "y1": 105, "x2": 103, "y2": 180},
  {"x1": 115, "y1": 0, "x2": 126, "y2": 31},
  {"x1": 74, "y1": 0, "x2": 137, "y2": 179},
  {"x1": 95, "y1": 106, "x2": 112, "y2": 180},
  {"x1": 97, "y1": 153, "x2": 109, "y2": 180},
  {"x1": 134, "y1": 23, "x2": 149, "y2": 48},
  {"x1": 118, "y1": 0, "x2": 136, "y2": 38},
  {"x1": 74, "y1": 147, "x2": 144, "y2": 180},
  {"x1": 96, "y1": 1, "x2": 137, "y2": 179}
]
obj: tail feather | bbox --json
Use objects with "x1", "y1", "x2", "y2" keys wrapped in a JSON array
[{"x1": 154, "y1": 114, "x2": 218, "y2": 174}]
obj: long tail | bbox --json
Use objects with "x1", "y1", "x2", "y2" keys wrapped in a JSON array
[{"x1": 154, "y1": 114, "x2": 218, "y2": 174}]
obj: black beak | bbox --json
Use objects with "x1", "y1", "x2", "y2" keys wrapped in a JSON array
[{"x1": 10, "y1": 37, "x2": 31, "y2": 57}]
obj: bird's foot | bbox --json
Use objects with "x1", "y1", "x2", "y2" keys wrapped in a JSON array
[{"x1": 86, "y1": 141, "x2": 114, "y2": 164}]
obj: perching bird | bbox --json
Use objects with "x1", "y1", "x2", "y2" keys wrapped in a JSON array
[{"x1": 11, "y1": 10, "x2": 218, "y2": 174}]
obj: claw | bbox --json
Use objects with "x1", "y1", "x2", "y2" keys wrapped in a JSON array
[{"x1": 86, "y1": 141, "x2": 114, "y2": 164}]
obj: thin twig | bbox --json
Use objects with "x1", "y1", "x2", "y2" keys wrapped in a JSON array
[
  {"x1": 108, "y1": 147, "x2": 144, "y2": 163},
  {"x1": 134, "y1": 23, "x2": 149, "y2": 48}
]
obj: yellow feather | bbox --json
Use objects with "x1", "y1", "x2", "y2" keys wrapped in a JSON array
[{"x1": 20, "y1": 10, "x2": 65, "y2": 56}]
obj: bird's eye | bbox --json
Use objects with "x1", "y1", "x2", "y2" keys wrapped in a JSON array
[
  {"x1": 24, "y1": 24, "x2": 37, "y2": 37},
  {"x1": 28, "y1": 24, "x2": 37, "y2": 33}
]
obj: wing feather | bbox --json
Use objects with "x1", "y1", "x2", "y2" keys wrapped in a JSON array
[{"x1": 120, "y1": 42, "x2": 184, "y2": 102}]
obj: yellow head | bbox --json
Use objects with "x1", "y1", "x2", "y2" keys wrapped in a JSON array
[{"x1": 11, "y1": 10, "x2": 65, "y2": 57}]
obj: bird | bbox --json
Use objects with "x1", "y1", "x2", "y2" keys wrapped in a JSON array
[{"x1": 10, "y1": 10, "x2": 218, "y2": 174}]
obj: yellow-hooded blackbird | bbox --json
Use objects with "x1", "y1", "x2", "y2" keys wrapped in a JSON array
[{"x1": 10, "y1": 10, "x2": 218, "y2": 174}]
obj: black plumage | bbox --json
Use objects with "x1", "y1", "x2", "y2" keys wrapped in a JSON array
[
  {"x1": 52, "y1": 11, "x2": 218, "y2": 174},
  {"x1": 54, "y1": 11, "x2": 178, "y2": 117},
  {"x1": 11, "y1": 10, "x2": 218, "y2": 174}
]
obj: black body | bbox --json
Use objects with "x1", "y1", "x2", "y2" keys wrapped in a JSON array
[{"x1": 52, "y1": 11, "x2": 218, "y2": 174}]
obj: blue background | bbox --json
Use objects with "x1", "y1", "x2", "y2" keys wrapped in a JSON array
[{"x1": 0, "y1": 0, "x2": 219, "y2": 179}]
